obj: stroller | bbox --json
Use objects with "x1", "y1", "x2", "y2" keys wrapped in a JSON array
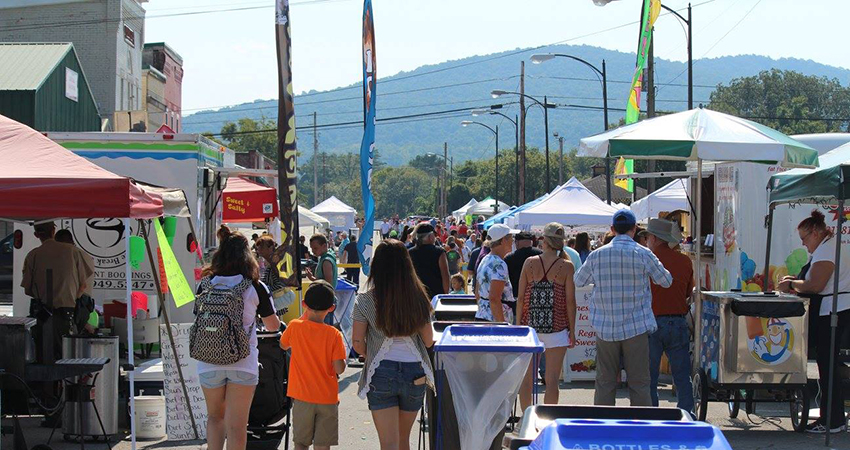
[{"x1": 247, "y1": 331, "x2": 291, "y2": 450}]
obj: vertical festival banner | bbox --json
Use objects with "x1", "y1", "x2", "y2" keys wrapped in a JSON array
[
  {"x1": 619, "y1": 0, "x2": 660, "y2": 192},
  {"x1": 274, "y1": 0, "x2": 301, "y2": 287},
  {"x1": 356, "y1": 0, "x2": 376, "y2": 275}
]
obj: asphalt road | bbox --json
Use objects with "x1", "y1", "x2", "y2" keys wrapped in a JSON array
[{"x1": 5, "y1": 365, "x2": 849, "y2": 450}]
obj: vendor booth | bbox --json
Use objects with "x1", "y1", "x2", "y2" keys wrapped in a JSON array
[
  {"x1": 452, "y1": 198, "x2": 478, "y2": 221},
  {"x1": 0, "y1": 114, "x2": 167, "y2": 450},
  {"x1": 222, "y1": 177, "x2": 279, "y2": 223},
  {"x1": 311, "y1": 195, "x2": 356, "y2": 232},
  {"x1": 629, "y1": 178, "x2": 690, "y2": 223}
]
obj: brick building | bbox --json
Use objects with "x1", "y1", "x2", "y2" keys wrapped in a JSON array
[
  {"x1": 143, "y1": 42, "x2": 183, "y2": 132},
  {"x1": 0, "y1": 0, "x2": 147, "y2": 125}
]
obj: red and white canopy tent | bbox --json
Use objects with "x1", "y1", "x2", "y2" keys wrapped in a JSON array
[
  {"x1": 0, "y1": 114, "x2": 171, "y2": 449},
  {"x1": 222, "y1": 176, "x2": 279, "y2": 223}
]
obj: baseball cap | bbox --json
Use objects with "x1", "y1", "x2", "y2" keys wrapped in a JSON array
[
  {"x1": 304, "y1": 280, "x2": 335, "y2": 311},
  {"x1": 414, "y1": 222, "x2": 435, "y2": 234},
  {"x1": 487, "y1": 223, "x2": 519, "y2": 241},
  {"x1": 515, "y1": 231, "x2": 534, "y2": 241},
  {"x1": 612, "y1": 209, "x2": 636, "y2": 227},
  {"x1": 543, "y1": 222, "x2": 565, "y2": 239}
]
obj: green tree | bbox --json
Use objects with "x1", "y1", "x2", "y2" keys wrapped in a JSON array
[
  {"x1": 708, "y1": 69, "x2": 850, "y2": 134},
  {"x1": 220, "y1": 117, "x2": 278, "y2": 161},
  {"x1": 371, "y1": 167, "x2": 434, "y2": 218}
]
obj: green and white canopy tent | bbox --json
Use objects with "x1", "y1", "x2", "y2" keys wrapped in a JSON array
[
  {"x1": 766, "y1": 142, "x2": 850, "y2": 446},
  {"x1": 578, "y1": 107, "x2": 818, "y2": 382}
]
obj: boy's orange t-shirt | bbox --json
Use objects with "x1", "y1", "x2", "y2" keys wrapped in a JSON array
[{"x1": 280, "y1": 318, "x2": 346, "y2": 404}]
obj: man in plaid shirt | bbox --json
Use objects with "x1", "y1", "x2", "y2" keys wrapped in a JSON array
[{"x1": 574, "y1": 209, "x2": 672, "y2": 406}]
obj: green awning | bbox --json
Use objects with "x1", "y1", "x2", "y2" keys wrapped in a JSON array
[{"x1": 769, "y1": 143, "x2": 850, "y2": 205}]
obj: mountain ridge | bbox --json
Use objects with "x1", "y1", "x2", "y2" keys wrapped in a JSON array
[{"x1": 183, "y1": 44, "x2": 850, "y2": 166}]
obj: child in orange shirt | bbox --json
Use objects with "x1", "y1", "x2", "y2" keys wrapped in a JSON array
[{"x1": 280, "y1": 280, "x2": 347, "y2": 450}]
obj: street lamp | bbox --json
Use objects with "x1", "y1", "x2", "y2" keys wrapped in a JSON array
[
  {"x1": 491, "y1": 90, "x2": 555, "y2": 192},
  {"x1": 531, "y1": 53, "x2": 612, "y2": 204},
  {"x1": 659, "y1": 3, "x2": 693, "y2": 110},
  {"x1": 461, "y1": 120, "x2": 500, "y2": 215},
  {"x1": 472, "y1": 106, "x2": 520, "y2": 205}
]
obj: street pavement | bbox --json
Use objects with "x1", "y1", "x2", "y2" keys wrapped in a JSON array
[{"x1": 4, "y1": 365, "x2": 849, "y2": 450}]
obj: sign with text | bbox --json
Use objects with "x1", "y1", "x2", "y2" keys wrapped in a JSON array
[
  {"x1": 564, "y1": 286, "x2": 597, "y2": 381},
  {"x1": 160, "y1": 324, "x2": 207, "y2": 440}
]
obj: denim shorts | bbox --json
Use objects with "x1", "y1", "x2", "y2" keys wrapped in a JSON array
[
  {"x1": 366, "y1": 360, "x2": 427, "y2": 412},
  {"x1": 198, "y1": 370, "x2": 259, "y2": 389}
]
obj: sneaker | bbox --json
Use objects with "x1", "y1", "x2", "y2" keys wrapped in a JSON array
[{"x1": 805, "y1": 421, "x2": 846, "y2": 434}]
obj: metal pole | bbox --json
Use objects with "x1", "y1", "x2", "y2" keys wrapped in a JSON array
[
  {"x1": 647, "y1": 29, "x2": 656, "y2": 194},
  {"x1": 544, "y1": 95, "x2": 551, "y2": 193},
  {"x1": 443, "y1": 142, "x2": 448, "y2": 218},
  {"x1": 688, "y1": 3, "x2": 693, "y2": 110},
  {"x1": 495, "y1": 125, "x2": 499, "y2": 214},
  {"x1": 558, "y1": 136, "x2": 564, "y2": 186},
  {"x1": 515, "y1": 114, "x2": 519, "y2": 206},
  {"x1": 693, "y1": 161, "x2": 703, "y2": 374},
  {"x1": 124, "y1": 218, "x2": 136, "y2": 450},
  {"x1": 603, "y1": 60, "x2": 612, "y2": 204},
  {"x1": 519, "y1": 62, "x2": 527, "y2": 204},
  {"x1": 825, "y1": 196, "x2": 844, "y2": 446},
  {"x1": 762, "y1": 206, "x2": 774, "y2": 292},
  {"x1": 313, "y1": 112, "x2": 319, "y2": 207}
]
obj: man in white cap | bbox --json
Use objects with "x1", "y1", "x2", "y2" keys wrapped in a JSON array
[
  {"x1": 574, "y1": 209, "x2": 672, "y2": 406},
  {"x1": 645, "y1": 218, "x2": 694, "y2": 414},
  {"x1": 475, "y1": 224, "x2": 520, "y2": 323}
]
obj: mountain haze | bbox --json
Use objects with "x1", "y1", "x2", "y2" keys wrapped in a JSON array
[{"x1": 183, "y1": 44, "x2": 850, "y2": 166}]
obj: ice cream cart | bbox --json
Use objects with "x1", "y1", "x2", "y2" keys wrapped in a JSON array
[{"x1": 695, "y1": 291, "x2": 811, "y2": 431}]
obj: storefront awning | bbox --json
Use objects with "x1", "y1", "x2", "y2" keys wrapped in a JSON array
[{"x1": 222, "y1": 177, "x2": 279, "y2": 223}]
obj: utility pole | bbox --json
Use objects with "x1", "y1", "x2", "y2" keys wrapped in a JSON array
[
  {"x1": 519, "y1": 62, "x2": 527, "y2": 204},
  {"x1": 558, "y1": 135, "x2": 564, "y2": 186},
  {"x1": 442, "y1": 142, "x2": 448, "y2": 218},
  {"x1": 646, "y1": 28, "x2": 656, "y2": 194},
  {"x1": 313, "y1": 111, "x2": 318, "y2": 207},
  {"x1": 514, "y1": 114, "x2": 519, "y2": 206},
  {"x1": 321, "y1": 151, "x2": 326, "y2": 201}
]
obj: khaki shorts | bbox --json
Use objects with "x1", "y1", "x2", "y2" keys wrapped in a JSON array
[{"x1": 292, "y1": 399, "x2": 339, "y2": 447}]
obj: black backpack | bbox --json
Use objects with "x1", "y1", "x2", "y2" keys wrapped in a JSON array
[{"x1": 190, "y1": 277, "x2": 252, "y2": 365}]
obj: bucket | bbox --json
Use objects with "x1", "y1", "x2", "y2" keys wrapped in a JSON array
[{"x1": 134, "y1": 395, "x2": 166, "y2": 439}]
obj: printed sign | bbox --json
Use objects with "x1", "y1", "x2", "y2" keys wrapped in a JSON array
[
  {"x1": 160, "y1": 324, "x2": 207, "y2": 440},
  {"x1": 65, "y1": 67, "x2": 78, "y2": 102},
  {"x1": 154, "y1": 220, "x2": 194, "y2": 308},
  {"x1": 565, "y1": 286, "x2": 597, "y2": 381},
  {"x1": 747, "y1": 317, "x2": 795, "y2": 366}
]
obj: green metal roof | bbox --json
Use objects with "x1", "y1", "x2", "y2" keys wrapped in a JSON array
[{"x1": 0, "y1": 43, "x2": 72, "y2": 91}]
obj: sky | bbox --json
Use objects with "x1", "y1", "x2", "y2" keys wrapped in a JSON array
[{"x1": 142, "y1": 0, "x2": 850, "y2": 114}]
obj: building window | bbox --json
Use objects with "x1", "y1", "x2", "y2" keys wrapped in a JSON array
[{"x1": 123, "y1": 24, "x2": 135, "y2": 47}]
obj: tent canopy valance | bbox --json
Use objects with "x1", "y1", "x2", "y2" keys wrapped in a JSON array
[
  {"x1": 768, "y1": 142, "x2": 850, "y2": 206},
  {"x1": 630, "y1": 178, "x2": 691, "y2": 222},
  {"x1": 222, "y1": 176, "x2": 279, "y2": 223},
  {"x1": 0, "y1": 114, "x2": 163, "y2": 221}
]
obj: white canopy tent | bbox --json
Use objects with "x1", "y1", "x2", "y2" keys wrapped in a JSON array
[
  {"x1": 311, "y1": 196, "x2": 357, "y2": 231},
  {"x1": 629, "y1": 178, "x2": 690, "y2": 222},
  {"x1": 299, "y1": 207, "x2": 330, "y2": 229},
  {"x1": 467, "y1": 197, "x2": 510, "y2": 216},
  {"x1": 515, "y1": 177, "x2": 620, "y2": 228},
  {"x1": 452, "y1": 198, "x2": 478, "y2": 219}
]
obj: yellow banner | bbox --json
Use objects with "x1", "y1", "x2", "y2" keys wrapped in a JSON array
[{"x1": 154, "y1": 219, "x2": 195, "y2": 308}]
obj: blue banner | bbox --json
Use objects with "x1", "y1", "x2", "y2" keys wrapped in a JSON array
[{"x1": 357, "y1": 0, "x2": 376, "y2": 275}]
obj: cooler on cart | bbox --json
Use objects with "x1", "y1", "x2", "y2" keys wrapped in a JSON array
[
  {"x1": 433, "y1": 324, "x2": 543, "y2": 450},
  {"x1": 695, "y1": 291, "x2": 810, "y2": 430},
  {"x1": 518, "y1": 419, "x2": 732, "y2": 450},
  {"x1": 432, "y1": 294, "x2": 478, "y2": 321}
]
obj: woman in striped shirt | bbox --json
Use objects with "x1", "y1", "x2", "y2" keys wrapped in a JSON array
[{"x1": 352, "y1": 239, "x2": 434, "y2": 450}]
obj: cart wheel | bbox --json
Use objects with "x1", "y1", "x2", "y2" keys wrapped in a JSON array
[
  {"x1": 693, "y1": 369, "x2": 709, "y2": 422},
  {"x1": 744, "y1": 390, "x2": 756, "y2": 415},
  {"x1": 728, "y1": 390, "x2": 741, "y2": 419},
  {"x1": 790, "y1": 387, "x2": 810, "y2": 433}
]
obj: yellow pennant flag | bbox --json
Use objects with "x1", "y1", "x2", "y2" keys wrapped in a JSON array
[
  {"x1": 154, "y1": 219, "x2": 195, "y2": 308},
  {"x1": 614, "y1": 157, "x2": 634, "y2": 192}
]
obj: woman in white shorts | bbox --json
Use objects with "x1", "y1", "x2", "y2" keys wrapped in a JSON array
[{"x1": 516, "y1": 222, "x2": 577, "y2": 411}]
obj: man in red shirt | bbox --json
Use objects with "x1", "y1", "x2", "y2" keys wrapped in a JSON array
[
  {"x1": 646, "y1": 218, "x2": 695, "y2": 415},
  {"x1": 458, "y1": 222, "x2": 468, "y2": 237}
]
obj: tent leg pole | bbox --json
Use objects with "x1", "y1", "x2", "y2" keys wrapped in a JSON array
[
  {"x1": 825, "y1": 198, "x2": 844, "y2": 447},
  {"x1": 693, "y1": 161, "x2": 703, "y2": 373},
  {"x1": 763, "y1": 206, "x2": 774, "y2": 292},
  {"x1": 140, "y1": 220, "x2": 199, "y2": 440},
  {"x1": 125, "y1": 218, "x2": 136, "y2": 450}
]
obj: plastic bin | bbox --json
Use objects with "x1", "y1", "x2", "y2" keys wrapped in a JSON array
[
  {"x1": 434, "y1": 324, "x2": 543, "y2": 450},
  {"x1": 506, "y1": 405, "x2": 692, "y2": 450},
  {"x1": 433, "y1": 294, "x2": 478, "y2": 321},
  {"x1": 519, "y1": 419, "x2": 731, "y2": 450}
]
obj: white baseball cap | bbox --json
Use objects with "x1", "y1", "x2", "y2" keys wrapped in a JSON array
[{"x1": 487, "y1": 223, "x2": 520, "y2": 241}]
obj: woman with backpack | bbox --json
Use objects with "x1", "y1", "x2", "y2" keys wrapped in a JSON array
[
  {"x1": 192, "y1": 226, "x2": 281, "y2": 450},
  {"x1": 516, "y1": 222, "x2": 576, "y2": 411}
]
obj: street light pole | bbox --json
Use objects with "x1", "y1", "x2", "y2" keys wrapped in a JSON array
[
  {"x1": 530, "y1": 53, "x2": 611, "y2": 203},
  {"x1": 490, "y1": 90, "x2": 553, "y2": 193},
  {"x1": 461, "y1": 120, "x2": 500, "y2": 213},
  {"x1": 544, "y1": 95, "x2": 550, "y2": 192},
  {"x1": 659, "y1": 2, "x2": 693, "y2": 109}
]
